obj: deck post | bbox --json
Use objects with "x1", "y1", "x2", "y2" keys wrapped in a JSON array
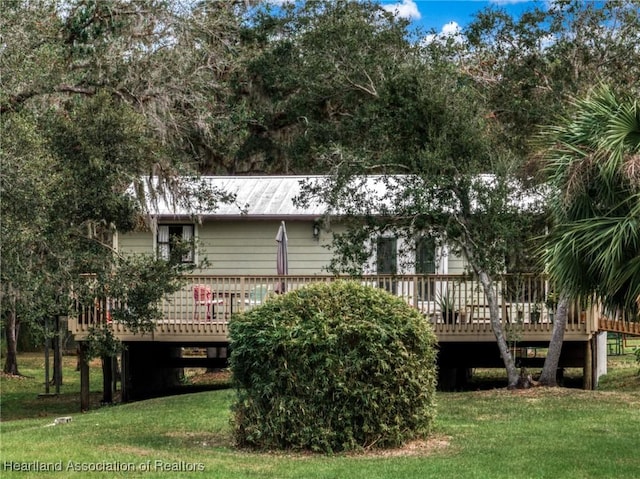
[
  {"x1": 120, "y1": 347, "x2": 130, "y2": 402},
  {"x1": 583, "y1": 337, "x2": 593, "y2": 390},
  {"x1": 44, "y1": 318, "x2": 50, "y2": 395},
  {"x1": 101, "y1": 355, "x2": 115, "y2": 404},
  {"x1": 54, "y1": 316, "x2": 63, "y2": 394},
  {"x1": 79, "y1": 342, "x2": 90, "y2": 411}
]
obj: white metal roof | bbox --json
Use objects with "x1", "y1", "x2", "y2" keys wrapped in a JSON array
[
  {"x1": 145, "y1": 174, "x2": 544, "y2": 220},
  {"x1": 149, "y1": 176, "x2": 327, "y2": 219}
]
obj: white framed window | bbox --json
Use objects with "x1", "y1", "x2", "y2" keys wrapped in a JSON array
[
  {"x1": 157, "y1": 224, "x2": 194, "y2": 263},
  {"x1": 416, "y1": 237, "x2": 436, "y2": 300},
  {"x1": 376, "y1": 236, "x2": 398, "y2": 294},
  {"x1": 376, "y1": 237, "x2": 398, "y2": 275}
]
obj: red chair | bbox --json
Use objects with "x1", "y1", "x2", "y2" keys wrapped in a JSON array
[{"x1": 192, "y1": 285, "x2": 223, "y2": 321}]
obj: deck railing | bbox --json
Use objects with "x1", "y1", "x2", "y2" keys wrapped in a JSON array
[{"x1": 68, "y1": 274, "x2": 605, "y2": 341}]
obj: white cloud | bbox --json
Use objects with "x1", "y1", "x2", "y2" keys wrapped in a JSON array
[
  {"x1": 423, "y1": 21, "x2": 463, "y2": 45},
  {"x1": 382, "y1": 0, "x2": 422, "y2": 20},
  {"x1": 539, "y1": 33, "x2": 555, "y2": 50},
  {"x1": 441, "y1": 21, "x2": 462, "y2": 36}
]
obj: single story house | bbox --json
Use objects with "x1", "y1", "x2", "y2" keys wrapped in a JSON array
[
  {"x1": 116, "y1": 175, "x2": 464, "y2": 278},
  {"x1": 68, "y1": 175, "x2": 632, "y2": 404}
]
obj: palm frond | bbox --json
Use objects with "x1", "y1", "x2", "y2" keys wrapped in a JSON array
[{"x1": 541, "y1": 86, "x2": 640, "y2": 313}]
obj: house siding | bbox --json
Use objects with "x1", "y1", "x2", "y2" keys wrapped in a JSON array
[
  {"x1": 117, "y1": 219, "x2": 466, "y2": 276},
  {"x1": 196, "y1": 220, "x2": 334, "y2": 275},
  {"x1": 117, "y1": 220, "x2": 337, "y2": 275},
  {"x1": 448, "y1": 252, "x2": 466, "y2": 275},
  {"x1": 117, "y1": 230, "x2": 154, "y2": 256}
]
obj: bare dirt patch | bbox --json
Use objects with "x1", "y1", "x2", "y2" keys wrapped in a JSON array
[
  {"x1": 470, "y1": 386, "x2": 593, "y2": 399},
  {"x1": 101, "y1": 445, "x2": 157, "y2": 457},
  {"x1": 184, "y1": 368, "x2": 232, "y2": 385},
  {"x1": 353, "y1": 436, "x2": 452, "y2": 458},
  {"x1": 240, "y1": 435, "x2": 453, "y2": 459},
  {"x1": 165, "y1": 431, "x2": 232, "y2": 448},
  {"x1": 0, "y1": 372, "x2": 29, "y2": 380},
  {"x1": 466, "y1": 385, "x2": 640, "y2": 407}
]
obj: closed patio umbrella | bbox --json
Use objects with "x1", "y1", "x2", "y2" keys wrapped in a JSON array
[{"x1": 276, "y1": 221, "x2": 288, "y2": 293}]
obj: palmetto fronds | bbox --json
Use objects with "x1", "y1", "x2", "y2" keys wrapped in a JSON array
[{"x1": 542, "y1": 86, "x2": 640, "y2": 313}]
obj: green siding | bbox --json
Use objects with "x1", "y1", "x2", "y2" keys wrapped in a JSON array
[
  {"x1": 118, "y1": 220, "x2": 336, "y2": 275},
  {"x1": 448, "y1": 251, "x2": 466, "y2": 274},
  {"x1": 196, "y1": 221, "x2": 334, "y2": 275},
  {"x1": 117, "y1": 230, "x2": 154, "y2": 256},
  {"x1": 117, "y1": 220, "x2": 467, "y2": 275}
]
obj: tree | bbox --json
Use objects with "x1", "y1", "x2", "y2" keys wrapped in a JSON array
[
  {"x1": 0, "y1": 93, "x2": 190, "y2": 374},
  {"x1": 232, "y1": 0, "x2": 415, "y2": 173},
  {"x1": 243, "y1": 1, "x2": 540, "y2": 387},
  {"x1": 1, "y1": 0, "x2": 256, "y2": 172},
  {"x1": 537, "y1": 87, "x2": 639, "y2": 385},
  {"x1": 301, "y1": 174, "x2": 542, "y2": 391},
  {"x1": 465, "y1": 0, "x2": 640, "y2": 162},
  {"x1": 1, "y1": 0, "x2": 247, "y2": 373},
  {"x1": 459, "y1": 0, "x2": 640, "y2": 386},
  {"x1": 540, "y1": 87, "x2": 640, "y2": 318},
  {"x1": 1, "y1": 111, "x2": 60, "y2": 375}
]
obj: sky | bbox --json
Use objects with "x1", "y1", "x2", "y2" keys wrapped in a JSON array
[{"x1": 380, "y1": 0, "x2": 546, "y2": 35}]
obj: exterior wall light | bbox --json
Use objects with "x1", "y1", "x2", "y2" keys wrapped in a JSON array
[{"x1": 312, "y1": 222, "x2": 321, "y2": 240}]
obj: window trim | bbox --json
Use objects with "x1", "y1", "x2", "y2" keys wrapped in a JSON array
[
  {"x1": 376, "y1": 236, "x2": 398, "y2": 275},
  {"x1": 157, "y1": 223, "x2": 195, "y2": 264},
  {"x1": 415, "y1": 237, "x2": 437, "y2": 301}
]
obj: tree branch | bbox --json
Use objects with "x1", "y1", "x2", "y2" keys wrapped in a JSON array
[
  {"x1": 1, "y1": 84, "x2": 97, "y2": 114},
  {"x1": 344, "y1": 70, "x2": 378, "y2": 97}
]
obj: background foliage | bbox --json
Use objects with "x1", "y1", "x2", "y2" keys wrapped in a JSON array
[{"x1": 3, "y1": 0, "x2": 640, "y2": 382}]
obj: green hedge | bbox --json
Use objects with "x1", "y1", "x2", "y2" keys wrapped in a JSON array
[{"x1": 229, "y1": 281, "x2": 438, "y2": 453}]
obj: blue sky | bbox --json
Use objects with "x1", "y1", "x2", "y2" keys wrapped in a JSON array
[{"x1": 381, "y1": 0, "x2": 546, "y2": 34}]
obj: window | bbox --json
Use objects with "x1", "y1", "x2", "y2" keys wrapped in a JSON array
[
  {"x1": 157, "y1": 224, "x2": 194, "y2": 263},
  {"x1": 416, "y1": 237, "x2": 436, "y2": 300},
  {"x1": 376, "y1": 237, "x2": 397, "y2": 275},
  {"x1": 376, "y1": 237, "x2": 397, "y2": 294}
]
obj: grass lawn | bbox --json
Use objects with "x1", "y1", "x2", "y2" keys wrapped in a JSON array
[{"x1": 1, "y1": 348, "x2": 640, "y2": 479}]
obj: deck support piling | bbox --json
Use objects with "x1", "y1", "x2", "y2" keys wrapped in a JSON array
[
  {"x1": 53, "y1": 316, "x2": 63, "y2": 394},
  {"x1": 43, "y1": 319, "x2": 50, "y2": 395},
  {"x1": 123, "y1": 343, "x2": 185, "y2": 400},
  {"x1": 121, "y1": 347, "x2": 130, "y2": 402},
  {"x1": 583, "y1": 337, "x2": 593, "y2": 390},
  {"x1": 101, "y1": 355, "x2": 116, "y2": 404},
  {"x1": 79, "y1": 342, "x2": 90, "y2": 411}
]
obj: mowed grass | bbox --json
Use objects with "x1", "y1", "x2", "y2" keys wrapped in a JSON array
[
  {"x1": 1, "y1": 348, "x2": 640, "y2": 479},
  {"x1": 0, "y1": 353, "x2": 106, "y2": 421}
]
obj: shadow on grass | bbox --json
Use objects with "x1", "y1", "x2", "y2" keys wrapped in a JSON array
[
  {"x1": 462, "y1": 367, "x2": 585, "y2": 391},
  {"x1": 0, "y1": 388, "x2": 105, "y2": 421}
]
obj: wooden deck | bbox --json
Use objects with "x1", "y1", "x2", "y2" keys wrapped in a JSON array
[
  {"x1": 65, "y1": 273, "x2": 634, "y2": 344},
  {"x1": 599, "y1": 317, "x2": 640, "y2": 335}
]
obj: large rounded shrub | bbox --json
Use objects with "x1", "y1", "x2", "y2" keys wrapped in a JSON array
[{"x1": 229, "y1": 280, "x2": 438, "y2": 453}]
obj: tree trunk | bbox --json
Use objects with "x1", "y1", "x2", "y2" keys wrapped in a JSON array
[
  {"x1": 478, "y1": 271, "x2": 519, "y2": 388},
  {"x1": 538, "y1": 291, "x2": 570, "y2": 386},
  {"x1": 79, "y1": 342, "x2": 90, "y2": 412},
  {"x1": 52, "y1": 316, "x2": 63, "y2": 391},
  {"x1": 3, "y1": 309, "x2": 21, "y2": 375}
]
